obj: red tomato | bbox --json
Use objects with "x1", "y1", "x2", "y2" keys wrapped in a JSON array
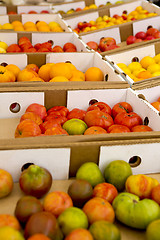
[
  {"x1": 84, "y1": 126, "x2": 107, "y2": 135},
  {"x1": 87, "y1": 102, "x2": 112, "y2": 116},
  {"x1": 40, "y1": 120, "x2": 61, "y2": 133},
  {"x1": 47, "y1": 106, "x2": 69, "y2": 117},
  {"x1": 84, "y1": 110, "x2": 114, "y2": 130},
  {"x1": 67, "y1": 108, "x2": 86, "y2": 120},
  {"x1": 107, "y1": 124, "x2": 130, "y2": 133},
  {"x1": 111, "y1": 102, "x2": 133, "y2": 119},
  {"x1": 114, "y1": 112, "x2": 143, "y2": 129},
  {"x1": 92, "y1": 182, "x2": 118, "y2": 204},
  {"x1": 44, "y1": 114, "x2": 67, "y2": 125},
  {"x1": 131, "y1": 125, "x2": 153, "y2": 132},
  {"x1": 44, "y1": 127, "x2": 69, "y2": 135}
]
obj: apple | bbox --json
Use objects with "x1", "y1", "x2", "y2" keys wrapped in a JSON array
[
  {"x1": 126, "y1": 35, "x2": 137, "y2": 45},
  {"x1": 112, "y1": 192, "x2": 160, "y2": 229},
  {"x1": 135, "y1": 31, "x2": 147, "y2": 40},
  {"x1": 86, "y1": 41, "x2": 98, "y2": 51}
]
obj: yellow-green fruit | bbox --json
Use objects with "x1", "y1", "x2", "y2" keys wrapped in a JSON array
[
  {"x1": 146, "y1": 219, "x2": 160, "y2": 240},
  {"x1": 0, "y1": 41, "x2": 8, "y2": 50}
]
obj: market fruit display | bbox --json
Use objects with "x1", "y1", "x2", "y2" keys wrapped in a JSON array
[
  {"x1": 117, "y1": 53, "x2": 160, "y2": 81},
  {"x1": 126, "y1": 27, "x2": 160, "y2": 45},
  {"x1": 0, "y1": 20, "x2": 64, "y2": 32},
  {"x1": 14, "y1": 99, "x2": 153, "y2": 137},
  {"x1": 19, "y1": 164, "x2": 52, "y2": 198},
  {"x1": 87, "y1": 37, "x2": 120, "y2": 52},
  {"x1": 0, "y1": 62, "x2": 104, "y2": 82},
  {"x1": 6, "y1": 37, "x2": 77, "y2": 53},
  {"x1": 112, "y1": 192, "x2": 160, "y2": 229},
  {"x1": 73, "y1": 7, "x2": 157, "y2": 34}
]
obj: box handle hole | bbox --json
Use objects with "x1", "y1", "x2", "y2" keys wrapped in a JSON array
[
  {"x1": 128, "y1": 156, "x2": 141, "y2": 167},
  {"x1": 9, "y1": 102, "x2": 21, "y2": 113},
  {"x1": 89, "y1": 99, "x2": 98, "y2": 106},
  {"x1": 21, "y1": 163, "x2": 34, "y2": 172},
  {"x1": 144, "y1": 117, "x2": 149, "y2": 125}
]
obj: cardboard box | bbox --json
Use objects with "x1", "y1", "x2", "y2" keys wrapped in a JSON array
[
  {"x1": 0, "y1": 52, "x2": 126, "y2": 87},
  {"x1": 0, "y1": 13, "x2": 71, "y2": 32},
  {"x1": 0, "y1": 87, "x2": 160, "y2": 144},
  {"x1": 0, "y1": 31, "x2": 88, "y2": 52},
  {"x1": 105, "y1": 41, "x2": 160, "y2": 89}
]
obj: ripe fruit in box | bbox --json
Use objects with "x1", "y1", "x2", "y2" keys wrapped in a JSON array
[
  {"x1": 0, "y1": 169, "x2": 13, "y2": 198},
  {"x1": 86, "y1": 41, "x2": 99, "y2": 51},
  {"x1": 135, "y1": 31, "x2": 147, "y2": 40},
  {"x1": 126, "y1": 35, "x2": 136, "y2": 45}
]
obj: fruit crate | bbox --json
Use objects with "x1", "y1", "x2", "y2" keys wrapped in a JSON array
[
  {"x1": 0, "y1": 51, "x2": 127, "y2": 87},
  {"x1": 0, "y1": 13, "x2": 71, "y2": 33},
  {"x1": 0, "y1": 31, "x2": 88, "y2": 53},
  {"x1": 0, "y1": 5, "x2": 7, "y2": 14},
  {"x1": 105, "y1": 41, "x2": 160, "y2": 89},
  {"x1": 79, "y1": 15, "x2": 160, "y2": 56},
  {"x1": 0, "y1": 87, "x2": 160, "y2": 142}
]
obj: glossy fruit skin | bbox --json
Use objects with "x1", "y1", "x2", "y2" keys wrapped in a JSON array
[
  {"x1": 19, "y1": 165, "x2": 52, "y2": 198},
  {"x1": 111, "y1": 102, "x2": 133, "y2": 119},
  {"x1": 43, "y1": 191, "x2": 73, "y2": 217},
  {"x1": 0, "y1": 66, "x2": 16, "y2": 82},
  {"x1": 65, "y1": 228, "x2": 94, "y2": 240},
  {"x1": 67, "y1": 108, "x2": 86, "y2": 121},
  {"x1": 107, "y1": 124, "x2": 130, "y2": 133},
  {"x1": 131, "y1": 125, "x2": 153, "y2": 132},
  {"x1": 126, "y1": 35, "x2": 136, "y2": 45},
  {"x1": 63, "y1": 119, "x2": 88, "y2": 135},
  {"x1": 87, "y1": 41, "x2": 98, "y2": 51},
  {"x1": 15, "y1": 119, "x2": 42, "y2": 138},
  {"x1": 20, "y1": 112, "x2": 43, "y2": 126},
  {"x1": 24, "y1": 211, "x2": 63, "y2": 240},
  {"x1": 68, "y1": 179, "x2": 93, "y2": 208},
  {"x1": 0, "y1": 169, "x2": 13, "y2": 198},
  {"x1": 112, "y1": 192, "x2": 160, "y2": 229},
  {"x1": 114, "y1": 112, "x2": 142, "y2": 129},
  {"x1": 89, "y1": 221, "x2": 121, "y2": 240},
  {"x1": 151, "y1": 184, "x2": 160, "y2": 204},
  {"x1": 76, "y1": 162, "x2": 105, "y2": 187},
  {"x1": 104, "y1": 160, "x2": 132, "y2": 192},
  {"x1": 14, "y1": 195, "x2": 43, "y2": 225},
  {"x1": 26, "y1": 103, "x2": 47, "y2": 121},
  {"x1": 146, "y1": 27, "x2": 159, "y2": 36},
  {"x1": 58, "y1": 207, "x2": 88, "y2": 236},
  {"x1": 40, "y1": 120, "x2": 61, "y2": 133},
  {"x1": 84, "y1": 110, "x2": 114, "y2": 130},
  {"x1": 47, "y1": 106, "x2": 69, "y2": 117},
  {"x1": 99, "y1": 37, "x2": 116, "y2": 51},
  {"x1": 125, "y1": 174, "x2": 159, "y2": 199},
  {"x1": 44, "y1": 126, "x2": 69, "y2": 135},
  {"x1": 87, "y1": 102, "x2": 112, "y2": 115},
  {"x1": 151, "y1": 101, "x2": 160, "y2": 111},
  {"x1": 84, "y1": 126, "x2": 107, "y2": 135},
  {"x1": 83, "y1": 197, "x2": 115, "y2": 224},
  {"x1": 135, "y1": 31, "x2": 147, "y2": 40},
  {"x1": 93, "y1": 182, "x2": 118, "y2": 204}
]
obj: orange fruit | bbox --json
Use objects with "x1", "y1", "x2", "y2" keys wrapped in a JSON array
[
  {"x1": 37, "y1": 26, "x2": 50, "y2": 32},
  {"x1": 6, "y1": 64, "x2": 20, "y2": 78},
  {"x1": 85, "y1": 67, "x2": 104, "y2": 81},
  {"x1": 36, "y1": 21, "x2": 48, "y2": 28},
  {"x1": 27, "y1": 233, "x2": 51, "y2": 240},
  {"x1": 23, "y1": 21, "x2": 36, "y2": 30},
  {"x1": 14, "y1": 26, "x2": 25, "y2": 31},
  {"x1": 50, "y1": 62, "x2": 72, "y2": 79},
  {"x1": 71, "y1": 70, "x2": 85, "y2": 80},
  {"x1": 38, "y1": 63, "x2": 54, "y2": 82},
  {"x1": 25, "y1": 27, "x2": 38, "y2": 32},
  {"x1": 17, "y1": 69, "x2": 38, "y2": 82},
  {"x1": 65, "y1": 229, "x2": 93, "y2": 240},
  {"x1": 151, "y1": 101, "x2": 160, "y2": 111},
  {"x1": 11, "y1": 20, "x2": 23, "y2": 28},
  {"x1": 69, "y1": 77, "x2": 85, "y2": 81},
  {"x1": 2, "y1": 23, "x2": 13, "y2": 30},
  {"x1": 49, "y1": 76, "x2": 69, "y2": 82},
  {"x1": 0, "y1": 214, "x2": 21, "y2": 231},
  {"x1": 28, "y1": 77, "x2": 44, "y2": 82},
  {"x1": 147, "y1": 63, "x2": 160, "y2": 73},
  {"x1": 140, "y1": 56, "x2": 155, "y2": 69},
  {"x1": 137, "y1": 70, "x2": 152, "y2": 79},
  {"x1": 65, "y1": 62, "x2": 77, "y2": 72}
]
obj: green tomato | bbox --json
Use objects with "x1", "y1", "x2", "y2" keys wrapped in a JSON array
[{"x1": 63, "y1": 118, "x2": 88, "y2": 135}]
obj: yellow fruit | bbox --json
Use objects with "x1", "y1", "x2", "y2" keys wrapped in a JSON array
[
  {"x1": 0, "y1": 24, "x2": 2, "y2": 29},
  {"x1": 85, "y1": 67, "x2": 104, "y2": 81},
  {"x1": 140, "y1": 56, "x2": 155, "y2": 69},
  {"x1": 128, "y1": 62, "x2": 142, "y2": 72},
  {"x1": 153, "y1": 54, "x2": 160, "y2": 63},
  {"x1": 71, "y1": 70, "x2": 85, "y2": 81},
  {"x1": 147, "y1": 63, "x2": 160, "y2": 74},
  {"x1": 96, "y1": 17, "x2": 103, "y2": 23},
  {"x1": 69, "y1": 77, "x2": 84, "y2": 81},
  {"x1": 116, "y1": 63, "x2": 128, "y2": 70},
  {"x1": 0, "y1": 226, "x2": 24, "y2": 240},
  {"x1": 2, "y1": 23, "x2": 13, "y2": 30},
  {"x1": 49, "y1": 76, "x2": 69, "y2": 82},
  {"x1": 152, "y1": 71, "x2": 160, "y2": 77},
  {"x1": 0, "y1": 41, "x2": 8, "y2": 50},
  {"x1": 6, "y1": 64, "x2": 20, "y2": 78},
  {"x1": 132, "y1": 68, "x2": 146, "y2": 77},
  {"x1": 0, "y1": 47, "x2": 6, "y2": 53},
  {"x1": 23, "y1": 21, "x2": 36, "y2": 30},
  {"x1": 38, "y1": 63, "x2": 54, "y2": 82},
  {"x1": 123, "y1": 68, "x2": 132, "y2": 75},
  {"x1": 50, "y1": 62, "x2": 72, "y2": 79}
]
